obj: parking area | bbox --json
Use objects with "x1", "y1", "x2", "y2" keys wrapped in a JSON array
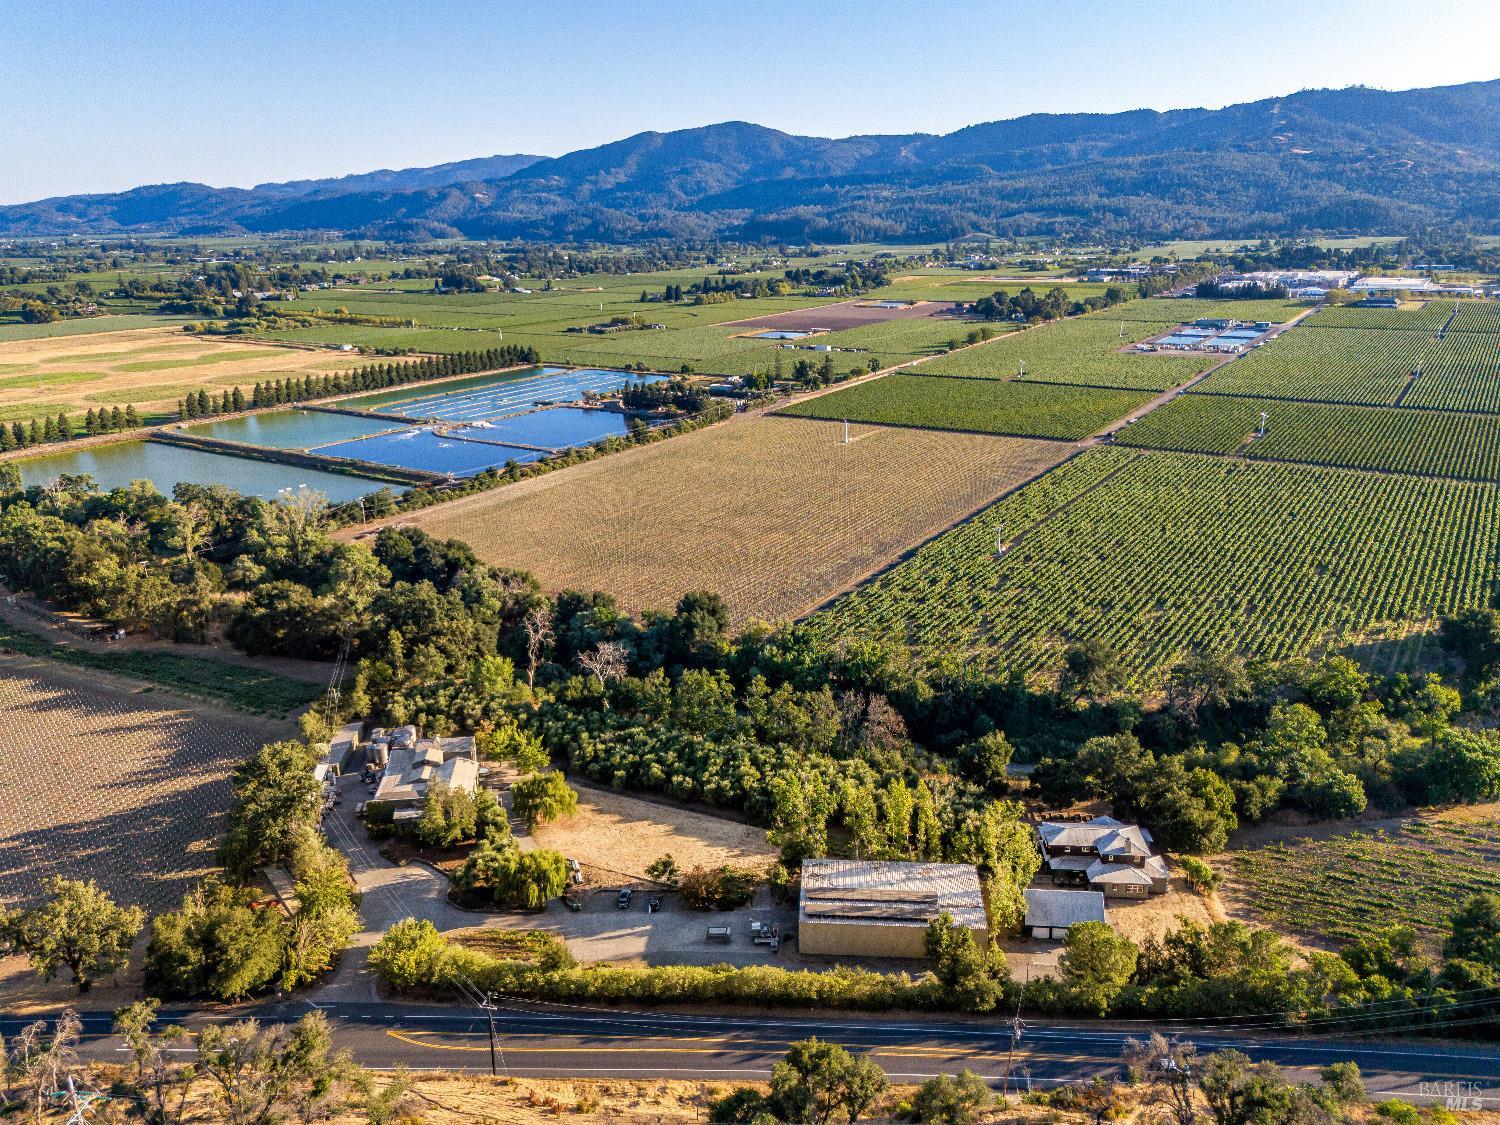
[{"x1": 518, "y1": 886, "x2": 798, "y2": 967}]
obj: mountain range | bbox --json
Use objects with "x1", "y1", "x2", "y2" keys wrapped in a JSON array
[{"x1": 5, "y1": 79, "x2": 1499, "y2": 242}]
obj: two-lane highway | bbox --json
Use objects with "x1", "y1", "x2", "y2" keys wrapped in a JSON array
[{"x1": 8, "y1": 1001, "x2": 1499, "y2": 1106}]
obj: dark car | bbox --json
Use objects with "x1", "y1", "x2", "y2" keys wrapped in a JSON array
[
  {"x1": 617, "y1": 888, "x2": 633, "y2": 909},
  {"x1": 647, "y1": 896, "x2": 661, "y2": 914}
]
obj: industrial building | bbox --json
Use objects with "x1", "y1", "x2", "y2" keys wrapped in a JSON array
[{"x1": 797, "y1": 859, "x2": 989, "y2": 959}]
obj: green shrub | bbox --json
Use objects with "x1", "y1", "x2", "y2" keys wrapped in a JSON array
[
  {"x1": 1179, "y1": 856, "x2": 1222, "y2": 894},
  {"x1": 1373, "y1": 1099, "x2": 1421, "y2": 1125},
  {"x1": 679, "y1": 865, "x2": 758, "y2": 911}
]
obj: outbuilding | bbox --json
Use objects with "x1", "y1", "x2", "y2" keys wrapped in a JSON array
[
  {"x1": 1023, "y1": 888, "x2": 1107, "y2": 941},
  {"x1": 797, "y1": 859, "x2": 988, "y2": 959}
]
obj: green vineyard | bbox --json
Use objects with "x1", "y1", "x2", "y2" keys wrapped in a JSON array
[
  {"x1": 1302, "y1": 300, "x2": 1456, "y2": 332},
  {"x1": 777, "y1": 374, "x2": 1154, "y2": 440},
  {"x1": 1194, "y1": 324, "x2": 1500, "y2": 410},
  {"x1": 810, "y1": 449, "x2": 1500, "y2": 681},
  {"x1": 1110, "y1": 297, "x2": 1310, "y2": 324},
  {"x1": 914, "y1": 314, "x2": 1212, "y2": 390},
  {"x1": 1118, "y1": 394, "x2": 1500, "y2": 482},
  {"x1": 1229, "y1": 816, "x2": 1500, "y2": 947},
  {"x1": 1115, "y1": 394, "x2": 1261, "y2": 455},
  {"x1": 1449, "y1": 300, "x2": 1500, "y2": 335},
  {"x1": 1194, "y1": 325, "x2": 1427, "y2": 405}
]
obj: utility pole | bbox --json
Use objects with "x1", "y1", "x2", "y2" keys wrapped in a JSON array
[
  {"x1": 483, "y1": 992, "x2": 500, "y2": 1077},
  {"x1": 1001, "y1": 965, "x2": 1029, "y2": 1101}
]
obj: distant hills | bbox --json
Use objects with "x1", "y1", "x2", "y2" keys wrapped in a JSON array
[{"x1": 6, "y1": 79, "x2": 1500, "y2": 242}]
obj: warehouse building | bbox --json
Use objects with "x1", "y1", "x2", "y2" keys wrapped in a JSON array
[{"x1": 797, "y1": 859, "x2": 989, "y2": 959}]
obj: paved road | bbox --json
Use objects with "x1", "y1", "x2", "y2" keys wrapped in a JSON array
[{"x1": 7, "y1": 1002, "x2": 1498, "y2": 1107}]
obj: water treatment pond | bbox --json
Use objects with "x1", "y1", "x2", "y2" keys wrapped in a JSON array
[
  {"x1": 14, "y1": 440, "x2": 395, "y2": 502},
  {"x1": 334, "y1": 366, "x2": 664, "y2": 421},
  {"x1": 181, "y1": 409, "x2": 394, "y2": 449},
  {"x1": 316, "y1": 428, "x2": 548, "y2": 478},
  {"x1": 473, "y1": 407, "x2": 631, "y2": 449}
]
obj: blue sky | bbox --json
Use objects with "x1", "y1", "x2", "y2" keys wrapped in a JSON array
[{"x1": 3, "y1": 0, "x2": 1498, "y2": 203}]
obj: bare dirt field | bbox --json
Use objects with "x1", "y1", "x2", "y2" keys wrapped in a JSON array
[
  {"x1": 724, "y1": 298, "x2": 961, "y2": 332},
  {"x1": 0, "y1": 653, "x2": 275, "y2": 914},
  {"x1": 397, "y1": 415, "x2": 1073, "y2": 623},
  {"x1": 0, "y1": 326, "x2": 357, "y2": 423},
  {"x1": 531, "y1": 786, "x2": 777, "y2": 884},
  {"x1": 1103, "y1": 881, "x2": 1220, "y2": 944}
]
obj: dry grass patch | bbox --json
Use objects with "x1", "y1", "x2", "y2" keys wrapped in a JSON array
[
  {"x1": 400, "y1": 415, "x2": 1072, "y2": 623},
  {"x1": 0, "y1": 326, "x2": 353, "y2": 420},
  {"x1": 531, "y1": 786, "x2": 777, "y2": 883}
]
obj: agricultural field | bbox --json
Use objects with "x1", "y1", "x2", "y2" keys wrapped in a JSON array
[
  {"x1": 777, "y1": 374, "x2": 1154, "y2": 440},
  {"x1": 1393, "y1": 330, "x2": 1500, "y2": 412},
  {"x1": 914, "y1": 315, "x2": 1215, "y2": 390},
  {"x1": 1302, "y1": 300, "x2": 1455, "y2": 332},
  {"x1": 0, "y1": 654, "x2": 269, "y2": 912},
  {"x1": 1195, "y1": 325, "x2": 1427, "y2": 406},
  {"x1": 1114, "y1": 393, "x2": 1264, "y2": 455},
  {"x1": 0, "y1": 621, "x2": 322, "y2": 715},
  {"x1": 1196, "y1": 323, "x2": 1500, "y2": 411},
  {"x1": 0, "y1": 326, "x2": 366, "y2": 424},
  {"x1": 1110, "y1": 297, "x2": 1311, "y2": 324},
  {"x1": 0, "y1": 312, "x2": 196, "y2": 344},
  {"x1": 1225, "y1": 808, "x2": 1500, "y2": 949},
  {"x1": 722, "y1": 298, "x2": 960, "y2": 333},
  {"x1": 391, "y1": 415, "x2": 1073, "y2": 623},
  {"x1": 1449, "y1": 300, "x2": 1500, "y2": 334},
  {"x1": 1119, "y1": 394, "x2": 1500, "y2": 482},
  {"x1": 810, "y1": 449, "x2": 1500, "y2": 681},
  {"x1": 873, "y1": 274, "x2": 1115, "y2": 304}
]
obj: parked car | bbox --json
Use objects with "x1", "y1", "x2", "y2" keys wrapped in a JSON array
[
  {"x1": 647, "y1": 896, "x2": 661, "y2": 914},
  {"x1": 617, "y1": 888, "x2": 633, "y2": 909}
]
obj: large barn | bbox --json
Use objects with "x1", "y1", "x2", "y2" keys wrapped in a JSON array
[{"x1": 797, "y1": 859, "x2": 988, "y2": 959}]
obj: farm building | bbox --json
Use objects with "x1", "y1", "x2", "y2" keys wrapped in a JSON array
[
  {"x1": 372, "y1": 735, "x2": 479, "y2": 819},
  {"x1": 1023, "y1": 888, "x2": 1107, "y2": 941},
  {"x1": 1037, "y1": 815, "x2": 1169, "y2": 898},
  {"x1": 797, "y1": 859, "x2": 988, "y2": 959},
  {"x1": 1350, "y1": 277, "x2": 1439, "y2": 293}
]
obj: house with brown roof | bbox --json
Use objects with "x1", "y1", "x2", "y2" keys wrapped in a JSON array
[{"x1": 1036, "y1": 815, "x2": 1169, "y2": 898}]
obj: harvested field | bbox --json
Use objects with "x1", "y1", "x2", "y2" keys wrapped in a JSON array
[
  {"x1": 0, "y1": 326, "x2": 357, "y2": 423},
  {"x1": 0, "y1": 654, "x2": 271, "y2": 913},
  {"x1": 530, "y1": 786, "x2": 777, "y2": 884},
  {"x1": 723, "y1": 298, "x2": 962, "y2": 333},
  {"x1": 393, "y1": 415, "x2": 1073, "y2": 623}
]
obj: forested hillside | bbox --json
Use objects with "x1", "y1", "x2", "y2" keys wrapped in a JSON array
[{"x1": 4, "y1": 80, "x2": 1499, "y2": 240}]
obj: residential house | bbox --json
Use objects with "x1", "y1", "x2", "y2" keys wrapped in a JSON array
[{"x1": 1037, "y1": 815, "x2": 1169, "y2": 898}]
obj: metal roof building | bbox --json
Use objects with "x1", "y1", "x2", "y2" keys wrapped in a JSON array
[
  {"x1": 797, "y1": 859, "x2": 989, "y2": 959},
  {"x1": 1023, "y1": 888, "x2": 1107, "y2": 941}
]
